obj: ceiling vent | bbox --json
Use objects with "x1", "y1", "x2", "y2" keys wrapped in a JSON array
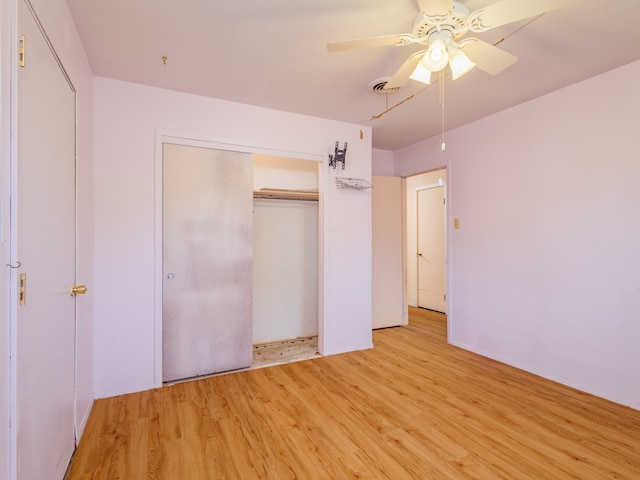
[{"x1": 368, "y1": 77, "x2": 400, "y2": 95}]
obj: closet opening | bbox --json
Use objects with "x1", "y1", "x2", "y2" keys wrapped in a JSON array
[{"x1": 252, "y1": 154, "x2": 320, "y2": 369}]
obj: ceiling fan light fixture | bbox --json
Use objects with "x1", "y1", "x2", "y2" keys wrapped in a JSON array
[
  {"x1": 422, "y1": 39, "x2": 449, "y2": 72},
  {"x1": 449, "y1": 50, "x2": 475, "y2": 80},
  {"x1": 409, "y1": 62, "x2": 432, "y2": 84}
]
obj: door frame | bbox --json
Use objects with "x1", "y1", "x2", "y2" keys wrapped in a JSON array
[
  {"x1": 2, "y1": 0, "x2": 16, "y2": 474},
  {"x1": 153, "y1": 130, "x2": 325, "y2": 387},
  {"x1": 402, "y1": 168, "x2": 450, "y2": 336}
]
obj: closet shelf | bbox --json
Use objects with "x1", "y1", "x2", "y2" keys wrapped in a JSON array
[{"x1": 254, "y1": 188, "x2": 319, "y2": 201}]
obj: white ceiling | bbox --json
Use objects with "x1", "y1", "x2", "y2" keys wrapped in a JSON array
[{"x1": 65, "y1": 0, "x2": 640, "y2": 151}]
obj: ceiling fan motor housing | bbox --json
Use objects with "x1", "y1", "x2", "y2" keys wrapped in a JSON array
[{"x1": 412, "y1": 1, "x2": 470, "y2": 45}]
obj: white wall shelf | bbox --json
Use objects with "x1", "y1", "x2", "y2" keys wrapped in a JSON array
[{"x1": 335, "y1": 177, "x2": 372, "y2": 190}]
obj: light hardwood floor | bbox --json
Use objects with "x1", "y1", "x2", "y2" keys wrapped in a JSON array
[{"x1": 67, "y1": 308, "x2": 640, "y2": 479}]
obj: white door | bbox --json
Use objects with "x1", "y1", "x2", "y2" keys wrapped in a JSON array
[
  {"x1": 372, "y1": 176, "x2": 404, "y2": 328},
  {"x1": 162, "y1": 144, "x2": 254, "y2": 382},
  {"x1": 15, "y1": 1, "x2": 77, "y2": 477},
  {"x1": 417, "y1": 186, "x2": 446, "y2": 313}
]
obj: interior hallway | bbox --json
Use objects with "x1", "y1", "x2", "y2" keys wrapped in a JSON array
[{"x1": 67, "y1": 308, "x2": 640, "y2": 479}]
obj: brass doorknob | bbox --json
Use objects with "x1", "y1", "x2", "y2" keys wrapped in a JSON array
[{"x1": 71, "y1": 284, "x2": 88, "y2": 295}]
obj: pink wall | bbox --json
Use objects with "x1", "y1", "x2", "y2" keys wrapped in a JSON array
[
  {"x1": 397, "y1": 59, "x2": 640, "y2": 409},
  {"x1": 93, "y1": 78, "x2": 373, "y2": 398},
  {"x1": 394, "y1": 137, "x2": 446, "y2": 177},
  {"x1": 372, "y1": 148, "x2": 394, "y2": 176}
]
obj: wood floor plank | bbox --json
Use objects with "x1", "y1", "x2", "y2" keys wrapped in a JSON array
[{"x1": 67, "y1": 307, "x2": 640, "y2": 479}]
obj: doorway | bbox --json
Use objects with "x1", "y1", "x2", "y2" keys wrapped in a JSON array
[{"x1": 405, "y1": 169, "x2": 447, "y2": 314}]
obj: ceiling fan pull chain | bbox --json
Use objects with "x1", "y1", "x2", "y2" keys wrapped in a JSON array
[{"x1": 440, "y1": 70, "x2": 446, "y2": 151}]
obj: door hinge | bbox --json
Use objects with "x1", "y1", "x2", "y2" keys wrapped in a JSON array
[
  {"x1": 18, "y1": 35, "x2": 26, "y2": 67},
  {"x1": 444, "y1": 294, "x2": 446, "y2": 302},
  {"x1": 19, "y1": 273, "x2": 27, "y2": 306}
]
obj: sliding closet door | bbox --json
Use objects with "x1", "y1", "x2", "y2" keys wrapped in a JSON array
[{"x1": 162, "y1": 144, "x2": 253, "y2": 382}]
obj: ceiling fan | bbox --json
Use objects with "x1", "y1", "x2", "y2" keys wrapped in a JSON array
[{"x1": 327, "y1": 0, "x2": 579, "y2": 88}]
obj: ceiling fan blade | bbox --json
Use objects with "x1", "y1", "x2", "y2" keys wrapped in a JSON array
[
  {"x1": 469, "y1": 0, "x2": 580, "y2": 31},
  {"x1": 418, "y1": 0, "x2": 453, "y2": 16},
  {"x1": 461, "y1": 39, "x2": 518, "y2": 75},
  {"x1": 327, "y1": 34, "x2": 410, "y2": 52},
  {"x1": 385, "y1": 51, "x2": 426, "y2": 89}
]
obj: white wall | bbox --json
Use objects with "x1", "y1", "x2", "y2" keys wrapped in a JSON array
[
  {"x1": 396, "y1": 60, "x2": 640, "y2": 409},
  {"x1": 253, "y1": 199, "x2": 318, "y2": 343},
  {"x1": 253, "y1": 154, "x2": 318, "y2": 191},
  {"x1": 93, "y1": 77, "x2": 372, "y2": 398}
]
